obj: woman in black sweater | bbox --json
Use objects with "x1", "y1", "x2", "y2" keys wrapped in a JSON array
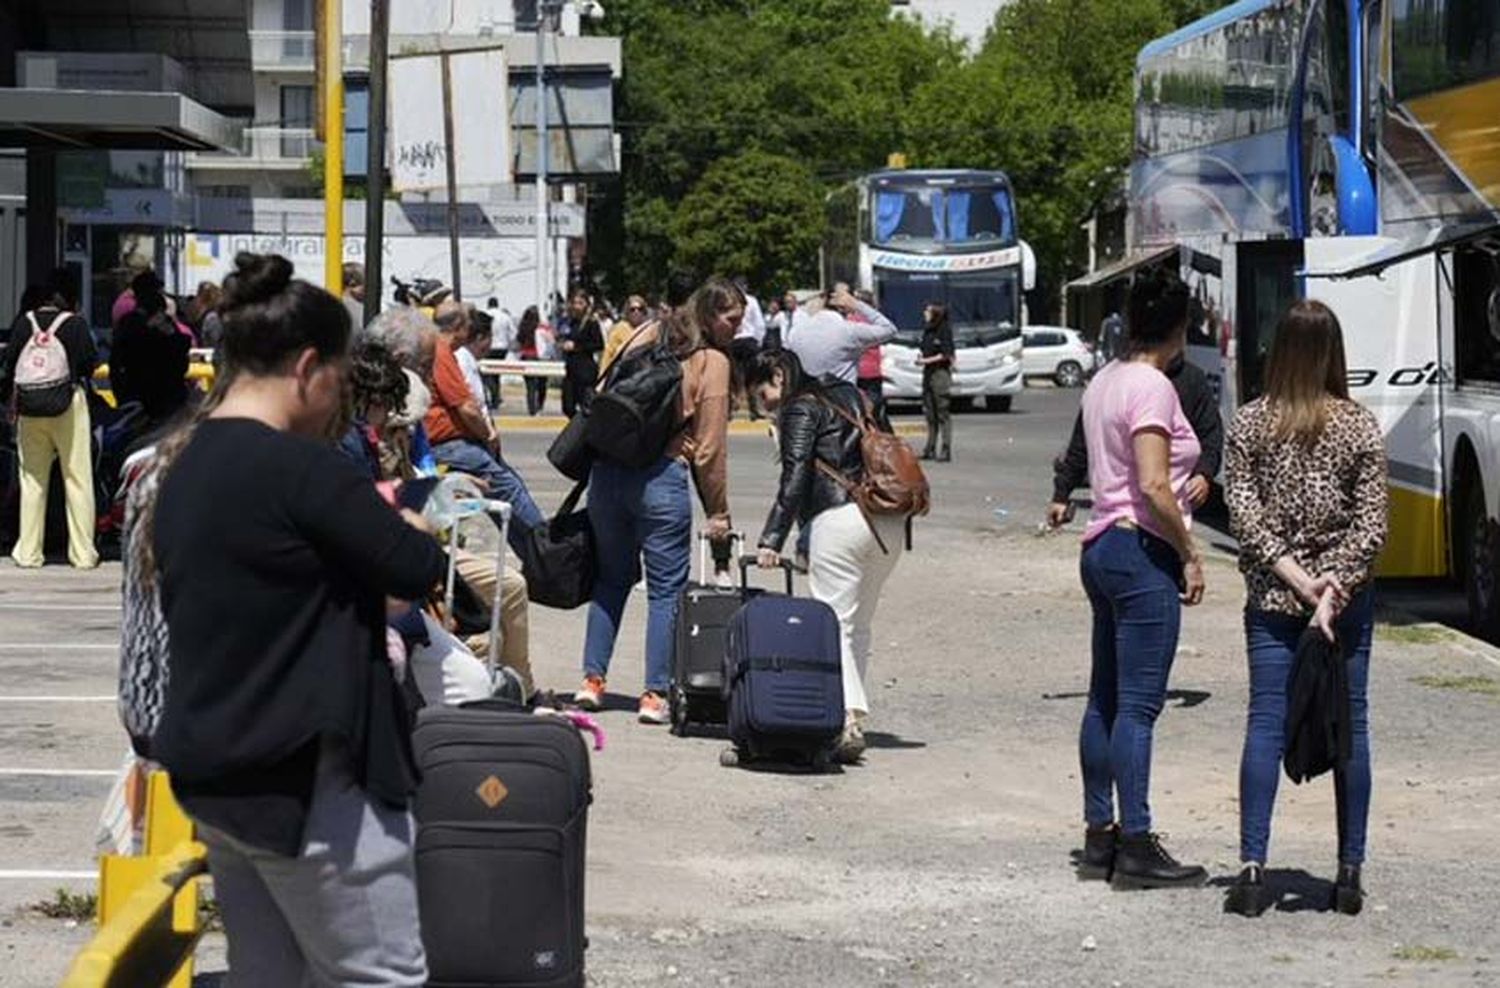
[{"x1": 147, "y1": 253, "x2": 445, "y2": 985}]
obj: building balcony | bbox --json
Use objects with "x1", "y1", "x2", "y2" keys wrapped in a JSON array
[
  {"x1": 249, "y1": 31, "x2": 315, "y2": 72},
  {"x1": 185, "y1": 125, "x2": 317, "y2": 171}
]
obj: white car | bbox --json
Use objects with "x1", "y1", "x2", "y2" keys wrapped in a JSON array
[
  {"x1": 883, "y1": 325, "x2": 1024, "y2": 412},
  {"x1": 1022, "y1": 326, "x2": 1097, "y2": 388}
]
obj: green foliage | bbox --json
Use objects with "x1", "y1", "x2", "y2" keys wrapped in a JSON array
[
  {"x1": 33, "y1": 888, "x2": 97, "y2": 923},
  {"x1": 670, "y1": 150, "x2": 825, "y2": 290},
  {"x1": 596, "y1": 0, "x2": 1209, "y2": 311}
]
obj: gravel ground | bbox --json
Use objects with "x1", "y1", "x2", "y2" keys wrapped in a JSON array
[{"x1": 1, "y1": 388, "x2": 1497, "y2": 987}]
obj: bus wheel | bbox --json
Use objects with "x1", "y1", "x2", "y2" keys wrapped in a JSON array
[{"x1": 1462, "y1": 480, "x2": 1500, "y2": 644}]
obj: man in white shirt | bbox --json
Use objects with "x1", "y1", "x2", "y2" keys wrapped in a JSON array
[
  {"x1": 457, "y1": 307, "x2": 493, "y2": 413},
  {"x1": 786, "y1": 286, "x2": 897, "y2": 384},
  {"x1": 734, "y1": 278, "x2": 767, "y2": 348}
]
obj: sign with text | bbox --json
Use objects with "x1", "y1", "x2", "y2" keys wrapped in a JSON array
[{"x1": 389, "y1": 48, "x2": 510, "y2": 193}]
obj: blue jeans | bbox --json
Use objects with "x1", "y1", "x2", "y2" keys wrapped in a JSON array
[
  {"x1": 582, "y1": 457, "x2": 691, "y2": 693},
  {"x1": 1240, "y1": 590, "x2": 1374, "y2": 865},
  {"x1": 1079, "y1": 526, "x2": 1183, "y2": 835},
  {"x1": 430, "y1": 439, "x2": 544, "y2": 555}
]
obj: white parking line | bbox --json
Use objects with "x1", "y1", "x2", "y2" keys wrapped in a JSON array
[
  {"x1": 0, "y1": 644, "x2": 115, "y2": 650},
  {"x1": 0, "y1": 604, "x2": 118, "y2": 612},
  {"x1": 0, "y1": 696, "x2": 115, "y2": 703},
  {"x1": 0, "y1": 768, "x2": 117, "y2": 778},
  {"x1": 0, "y1": 870, "x2": 95, "y2": 880}
]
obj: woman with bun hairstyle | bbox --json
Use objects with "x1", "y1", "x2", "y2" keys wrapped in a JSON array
[
  {"x1": 1073, "y1": 266, "x2": 1209, "y2": 891},
  {"x1": 146, "y1": 253, "x2": 445, "y2": 985}
]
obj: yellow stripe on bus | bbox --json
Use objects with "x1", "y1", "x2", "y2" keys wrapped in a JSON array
[
  {"x1": 1406, "y1": 77, "x2": 1500, "y2": 212},
  {"x1": 1376, "y1": 483, "x2": 1447, "y2": 579}
]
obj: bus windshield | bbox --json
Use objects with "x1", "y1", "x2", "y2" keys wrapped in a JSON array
[
  {"x1": 877, "y1": 270, "x2": 1021, "y2": 348},
  {"x1": 872, "y1": 185, "x2": 1016, "y2": 250}
]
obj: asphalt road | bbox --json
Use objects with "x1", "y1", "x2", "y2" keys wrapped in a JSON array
[{"x1": 2, "y1": 386, "x2": 1498, "y2": 987}]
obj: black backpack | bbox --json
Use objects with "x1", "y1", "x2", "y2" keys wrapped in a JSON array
[{"x1": 584, "y1": 322, "x2": 686, "y2": 468}]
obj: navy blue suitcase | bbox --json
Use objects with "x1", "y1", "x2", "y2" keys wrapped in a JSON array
[{"x1": 721, "y1": 559, "x2": 844, "y2": 770}]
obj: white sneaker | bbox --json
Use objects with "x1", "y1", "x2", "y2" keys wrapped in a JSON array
[{"x1": 834, "y1": 719, "x2": 867, "y2": 764}]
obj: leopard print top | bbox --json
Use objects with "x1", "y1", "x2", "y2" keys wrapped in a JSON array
[{"x1": 1225, "y1": 397, "x2": 1388, "y2": 616}]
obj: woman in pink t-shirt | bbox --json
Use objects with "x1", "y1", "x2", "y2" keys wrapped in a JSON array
[{"x1": 1072, "y1": 268, "x2": 1207, "y2": 892}]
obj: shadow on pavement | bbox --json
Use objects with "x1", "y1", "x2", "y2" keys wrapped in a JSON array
[
  {"x1": 1208, "y1": 868, "x2": 1336, "y2": 914},
  {"x1": 1040, "y1": 689, "x2": 1213, "y2": 709},
  {"x1": 861, "y1": 731, "x2": 926, "y2": 751}
]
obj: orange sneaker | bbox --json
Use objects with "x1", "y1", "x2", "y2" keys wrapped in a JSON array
[
  {"x1": 574, "y1": 675, "x2": 606, "y2": 711},
  {"x1": 638, "y1": 690, "x2": 670, "y2": 725}
]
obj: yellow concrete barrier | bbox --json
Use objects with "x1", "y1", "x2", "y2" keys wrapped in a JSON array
[{"x1": 61, "y1": 772, "x2": 204, "y2": 988}]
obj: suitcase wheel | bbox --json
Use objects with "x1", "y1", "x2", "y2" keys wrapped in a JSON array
[
  {"x1": 811, "y1": 748, "x2": 833, "y2": 773},
  {"x1": 669, "y1": 685, "x2": 689, "y2": 737},
  {"x1": 719, "y1": 747, "x2": 740, "y2": 768}
]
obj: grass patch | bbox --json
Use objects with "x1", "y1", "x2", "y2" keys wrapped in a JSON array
[
  {"x1": 32, "y1": 888, "x2": 96, "y2": 922},
  {"x1": 1375, "y1": 624, "x2": 1453, "y2": 645},
  {"x1": 1411, "y1": 674, "x2": 1500, "y2": 697},
  {"x1": 1392, "y1": 945, "x2": 1459, "y2": 962}
]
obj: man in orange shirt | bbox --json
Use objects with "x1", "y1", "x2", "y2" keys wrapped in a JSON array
[{"x1": 424, "y1": 301, "x2": 544, "y2": 552}]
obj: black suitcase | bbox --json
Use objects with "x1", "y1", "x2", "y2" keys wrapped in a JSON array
[
  {"x1": 412, "y1": 704, "x2": 593, "y2": 987},
  {"x1": 720, "y1": 556, "x2": 844, "y2": 771},
  {"x1": 669, "y1": 534, "x2": 793, "y2": 736}
]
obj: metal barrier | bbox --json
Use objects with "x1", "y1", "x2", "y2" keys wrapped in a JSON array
[
  {"x1": 61, "y1": 772, "x2": 205, "y2": 988},
  {"x1": 479, "y1": 358, "x2": 565, "y2": 379}
]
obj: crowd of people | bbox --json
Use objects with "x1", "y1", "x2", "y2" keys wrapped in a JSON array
[{"x1": 0, "y1": 249, "x2": 1394, "y2": 978}]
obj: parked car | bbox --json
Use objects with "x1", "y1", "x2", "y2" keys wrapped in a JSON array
[{"x1": 1022, "y1": 326, "x2": 1096, "y2": 388}]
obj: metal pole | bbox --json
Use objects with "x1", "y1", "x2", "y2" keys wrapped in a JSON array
[
  {"x1": 363, "y1": 0, "x2": 389, "y2": 325},
  {"x1": 322, "y1": 0, "x2": 345, "y2": 294},
  {"x1": 441, "y1": 53, "x2": 462, "y2": 302},
  {"x1": 535, "y1": 2, "x2": 550, "y2": 318}
]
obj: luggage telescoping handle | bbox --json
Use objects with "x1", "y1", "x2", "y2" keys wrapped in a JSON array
[
  {"x1": 737, "y1": 553, "x2": 795, "y2": 595},
  {"x1": 440, "y1": 498, "x2": 512, "y2": 680},
  {"x1": 697, "y1": 529, "x2": 745, "y2": 584}
]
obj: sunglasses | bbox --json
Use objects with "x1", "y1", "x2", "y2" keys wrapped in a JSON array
[{"x1": 627, "y1": 305, "x2": 646, "y2": 313}]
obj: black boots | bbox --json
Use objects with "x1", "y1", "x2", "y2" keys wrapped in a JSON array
[
  {"x1": 1225, "y1": 864, "x2": 1274, "y2": 916},
  {"x1": 935, "y1": 448, "x2": 952, "y2": 462},
  {"x1": 1333, "y1": 864, "x2": 1363, "y2": 915},
  {"x1": 1110, "y1": 832, "x2": 1208, "y2": 890},
  {"x1": 1077, "y1": 824, "x2": 1118, "y2": 880}
]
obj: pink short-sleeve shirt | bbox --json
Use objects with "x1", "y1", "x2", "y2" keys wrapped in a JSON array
[{"x1": 1080, "y1": 360, "x2": 1201, "y2": 544}]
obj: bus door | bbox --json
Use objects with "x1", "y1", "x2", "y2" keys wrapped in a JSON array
[{"x1": 1235, "y1": 240, "x2": 1305, "y2": 403}]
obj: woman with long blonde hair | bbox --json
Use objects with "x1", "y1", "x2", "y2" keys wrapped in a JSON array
[{"x1": 1224, "y1": 299, "x2": 1388, "y2": 917}]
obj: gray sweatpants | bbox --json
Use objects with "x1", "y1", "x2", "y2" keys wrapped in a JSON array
[{"x1": 195, "y1": 739, "x2": 427, "y2": 987}]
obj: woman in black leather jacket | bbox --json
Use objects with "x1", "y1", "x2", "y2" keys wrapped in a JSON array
[{"x1": 746, "y1": 349, "x2": 906, "y2": 763}]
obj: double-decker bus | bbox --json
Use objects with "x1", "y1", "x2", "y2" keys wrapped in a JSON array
[
  {"x1": 823, "y1": 169, "x2": 1035, "y2": 412},
  {"x1": 1082, "y1": 0, "x2": 1500, "y2": 635}
]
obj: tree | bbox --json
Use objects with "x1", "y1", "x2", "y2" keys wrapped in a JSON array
[{"x1": 670, "y1": 150, "x2": 825, "y2": 291}]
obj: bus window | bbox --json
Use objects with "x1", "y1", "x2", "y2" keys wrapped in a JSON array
[
  {"x1": 1454, "y1": 248, "x2": 1500, "y2": 386},
  {"x1": 874, "y1": 188, "x2": 940, "y2": 245},
  {"x1": 1236, "y1": 240, "x2": 1304, "y2": 402}
]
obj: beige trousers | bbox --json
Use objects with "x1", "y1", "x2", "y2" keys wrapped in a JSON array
[
  {"x1": 452, "y1": 547, "x2": 533, "y2": 697},
  {"x1": 13, "y1": 388, "x2": 97, "y2": 568}
]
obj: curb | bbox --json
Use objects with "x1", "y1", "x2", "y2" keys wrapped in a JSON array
[
  {"x1": 1376, "y1": 605, "x2": 1500, "y2": 671},
  {"x1": 493, "y1": 416, "x2": 926, "y2": 438}
]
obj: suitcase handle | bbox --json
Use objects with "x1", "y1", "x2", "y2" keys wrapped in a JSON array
[
  {"x1": 737, "y1": 553, "x2": 795, "y2": 595},
  {"x1": 697, "y1": 529, "x2": 745, "y2": 584}
]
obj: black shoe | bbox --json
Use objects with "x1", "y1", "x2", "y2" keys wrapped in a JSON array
[
  {"x1": 920, "y1": 450, "x2": 936, "y2": 461},
  {"x1": 1224, "y1": 864, "x2": 1273, "y2": 917},
  {"x1": 1332, "y1": 864, "x2": 1363, "y2": 916},
  {"x1": 1110, "y1": 832, "x2": 1208, "y2": 891},
  {"x1": 935, "y1": 451, "x2": 952, "y2": 463},
  {"x1": 1077, "y1": 824, "x2": 1118, "y2": 881}
]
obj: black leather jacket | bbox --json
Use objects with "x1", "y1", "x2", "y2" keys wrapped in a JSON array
[{"x1": 759, "y1": 380, "x2": 865, "y2": 552}]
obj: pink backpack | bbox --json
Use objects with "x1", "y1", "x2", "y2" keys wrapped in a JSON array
[{"x1": 13, "y1": 311, "x2": 75, "y2": 417}]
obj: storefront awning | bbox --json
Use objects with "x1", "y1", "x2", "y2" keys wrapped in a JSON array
[
  {"x1": 1066, "y1": 244, "x2": 1179, "y2": 290},
  {"x1": 0, "y1": 88, "x2": 241, "y2": 151},
  {"x1": 1304, "y1": 221, "x2": 1500, "y2": 279}
]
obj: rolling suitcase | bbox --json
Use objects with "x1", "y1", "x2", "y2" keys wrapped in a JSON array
[
  {"x1": 669, "y1": 533, "x2": 793, "y2": 736},
  {"x1": 412, "y1": 490, "x2": 593, "y2": 987},
  {"x1": 720, "y1": 556, "x2": 844, "y2": 771}
]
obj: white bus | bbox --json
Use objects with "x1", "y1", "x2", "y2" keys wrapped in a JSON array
[{"x1": 823, "y1": 169, "x2": 1035, "y2": 412}]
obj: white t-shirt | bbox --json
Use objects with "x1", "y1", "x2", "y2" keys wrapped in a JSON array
[
  {"x1": 456, "y1": 346, "x2": 489, "y2": 410},
  {"x1": 736, "y1": 294, "x2": 766, "y2": 344}
]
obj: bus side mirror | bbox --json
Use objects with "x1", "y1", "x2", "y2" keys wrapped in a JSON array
[{"x1": 1020, "y1": 239, "x2": 1038, "y2": 292}]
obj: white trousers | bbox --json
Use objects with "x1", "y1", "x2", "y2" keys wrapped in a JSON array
[
  {"x1": 194, "y1": 739, "x2": 427, "y2": 988},
  {"x1": 807, "y1": 503, "x2": 904, "y2": 717}
]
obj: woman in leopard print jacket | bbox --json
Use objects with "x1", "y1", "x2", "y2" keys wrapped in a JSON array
[{"x1": 1224, "y1": 299, "x2": 1388, "y2": 918}]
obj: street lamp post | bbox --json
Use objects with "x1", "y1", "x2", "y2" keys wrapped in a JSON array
[{"x1": 535, "y1": 1, "x2": 558, "y2": 320}]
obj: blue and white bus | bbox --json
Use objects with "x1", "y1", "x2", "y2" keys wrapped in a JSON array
[
  {"x1": 823, "y1": 169, "x2": 1035, "y2": 412},
  {"x1": 1083, "y1": 0, "x2": 1500, "y2": 634}
]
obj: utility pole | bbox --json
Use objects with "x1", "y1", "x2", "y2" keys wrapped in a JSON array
[
  {"x1": 320, "y1": 0, "x2": 345, "y2": 295},
  {"x1": 535, "y1": 1, "x2": 554, "y2": 319},
  {"x1": 363, "y1": 0, "x2": 389, "y2": 324}
]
